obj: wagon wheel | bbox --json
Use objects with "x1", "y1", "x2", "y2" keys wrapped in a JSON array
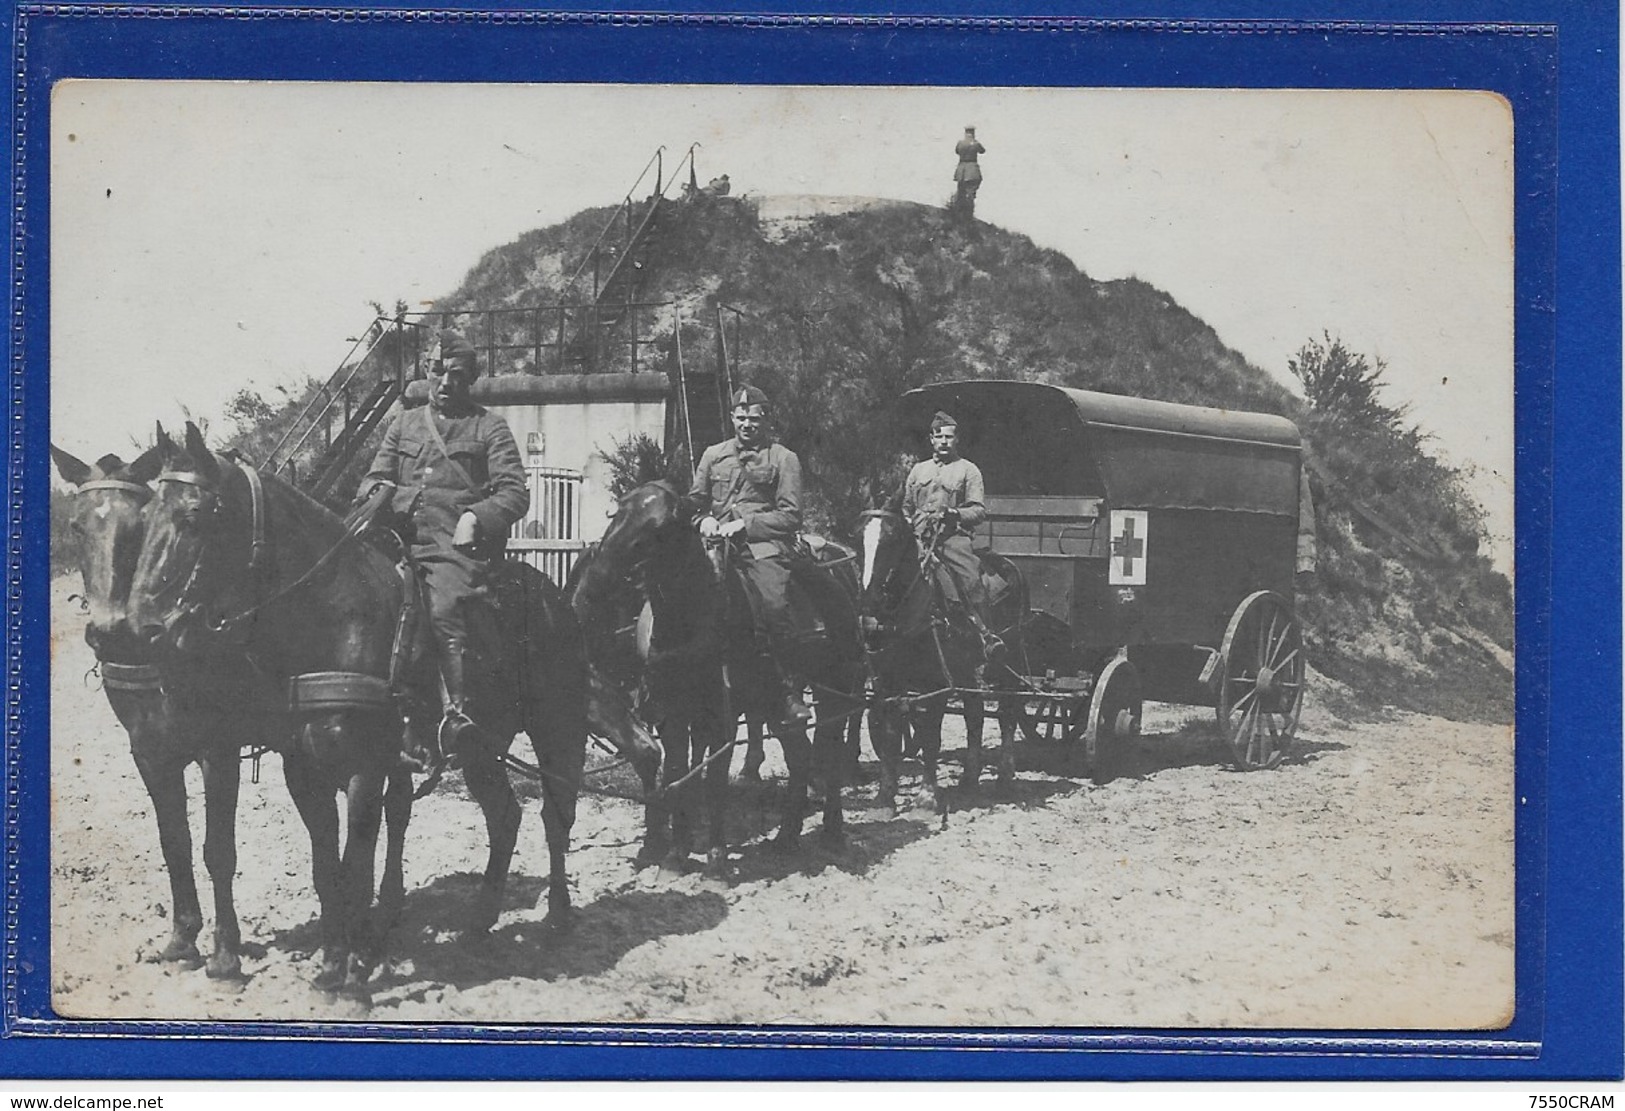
[
  {"x1": 1216, "y1": 590, "x2": 1305, "y2": 771},
  {"x1": 1085, "y1": 654, "x2": 1142, "y2": 785}
]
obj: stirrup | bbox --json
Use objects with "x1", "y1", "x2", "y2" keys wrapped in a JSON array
[{"x1": 440, "y1": 705, "x2": 479, "y2": 755}]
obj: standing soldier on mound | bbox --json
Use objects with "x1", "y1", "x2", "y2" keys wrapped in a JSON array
[
  {"x1": 689, "y1": 385, "x2": 813, "y2": 727},
  {"x1": 894, "y1": 410, "x2": 1004, "y2": 662},
  {"x1": 953, "y1": 125, "x2": 986, "y2": 218},
  {"x1": 358, "y1": 329, "x2": 529, "y2": 760}
]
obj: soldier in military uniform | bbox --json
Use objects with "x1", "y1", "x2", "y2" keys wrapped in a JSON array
[
  {"x1": 953, "y1": 126, "x2": 985, "y2": 217},
  {"x1": 358, "y1": 329, "x2": 529, "y2": 751},
  {"x1": 895, "y1": 410, "x2": 1004, "y2": 660},
  {"x1": 689, "y1": 385, "x2": 812, "y2": 725}
]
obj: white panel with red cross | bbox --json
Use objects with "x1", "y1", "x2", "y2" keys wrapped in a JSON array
[{"x1": 1108, "y1": 509, "x2": 1149, "y2": 586}]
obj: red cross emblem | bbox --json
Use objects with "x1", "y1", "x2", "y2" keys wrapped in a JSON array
[{"x1": 1109, "y1": 510, "x2": 1148, "y2": 586}]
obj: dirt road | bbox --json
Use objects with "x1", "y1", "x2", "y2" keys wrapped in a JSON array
[{"x1": 48, "y1": 579, "x2": 1514, "y2": 1031}]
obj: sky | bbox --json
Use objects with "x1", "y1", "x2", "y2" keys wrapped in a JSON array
[{"x1": 50, "y1": 82, "x2": 1514, "y2": 562}]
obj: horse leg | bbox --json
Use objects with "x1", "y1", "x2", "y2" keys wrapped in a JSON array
[
  {"x1": 996, "y1": 697, "x2": 1018, "y2": 787},
  {"x1": 815, "y1": 708, "x2": 846, "y2": 848},
  {"x1": 702, "y1": 708, "x2": 732, "y2": 874},
  {"x1": 774, "y1": 725, "x2": 812, "y2": 850},
  {"x1": 666, "y1": 723, "x2": 696, "y2": 866},
  {"x1": 374, "y1": 767, "x2": 413, "y2": 947},
  {"x1": 530, "y1": 705, "x2": 586, "y2": 926},
  {"x1": 282, "y1": 748, "x2": 346, "y2": 991},
  {"x1": 845, "y1": 703, "x2": 863, "y2": 783},
  {"x1": 336, "y1": 767, "x2": 390, "y2": 998},
  {"x1": 636, "y1": 729, "x2": 674, "y2": 868},
  {"x1": 742, "y1": 718, "x2": 765, "y2": 782},
  {"x1": 869, "y1": 703, "x2": 902, "y2": 816},
  {"x1": 130, "y1": 749, "x2": 204, "y2": 968},
  {"x1": 198, "y1": 744, "x2": 243, "y2": 980},
  {"x1": 918, "y1": 708, "x2": 946, "y2": 815},
  {"x1": 963, "y1": 694, "x2": 985, "y2": 789},
  {"x1": 459, "y1": 744, "x2": 521, "y2": 935}
]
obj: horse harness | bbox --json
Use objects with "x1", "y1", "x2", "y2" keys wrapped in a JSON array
[{"x1": 154, "y1": 457, "x2": 421, "y2": 721}]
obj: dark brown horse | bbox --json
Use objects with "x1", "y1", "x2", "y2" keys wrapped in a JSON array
[
  {"x1": 129, "y1": 423, "x2": 586, "y2": 996},
  {"x1": 857, "y1": 508, "x2": 1024, "y2": 813},
  {"x1": 51, "y1": 442, "x2": 276, "y2": 980},
  {"x1": 577, "y1": 481, "x2": 866, "y2": 862}
]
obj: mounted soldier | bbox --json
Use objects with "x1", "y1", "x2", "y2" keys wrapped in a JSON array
[
  {"x1": 688, "y1": 384, "x2": 814, "y2": 727},
  {"x1": 892, "y1": 409, "x2": 1004, "y2": 662},
  {"x1": 357, "y1": 329, "x2": 529, "y2": 758}
]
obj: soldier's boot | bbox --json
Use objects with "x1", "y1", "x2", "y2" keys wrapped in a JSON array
[
  {"x1": 969, "y1": 612, "x2": 1006, "y2": 665},
  {"x1": 767, "y1": 656, "x2": 812, "y2": 727},
  {"x1": 437, "y1": 644, "x2": 480, "y2": 757}
]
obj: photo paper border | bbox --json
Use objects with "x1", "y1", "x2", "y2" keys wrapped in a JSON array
[{"x1": 7, "y1": 0, "x2": 1618, "y2": 1081}]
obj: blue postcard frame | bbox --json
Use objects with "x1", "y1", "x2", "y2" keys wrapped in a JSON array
[{"x1": 5, "y1": 0, "x2": 1619, "y2": 1081}]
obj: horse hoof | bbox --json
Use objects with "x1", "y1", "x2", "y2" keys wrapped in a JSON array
[
  {"x1": 312, "y1": 962, "x2": 346, "y2": 994},
  {"x1": 544, "y1": 904, "x2": 575, "y2": 932},
  {"x1": 771, "y1": 832, "x2": 802, "y2": 856},
  {"x1": 154, "y1": 937, "x2": 203, "y2": 968},
  {"x1": 339, "y1": 980, "x2": 374, "y2": 1007},
  {"x1": 205, "y1": 952, "x2": 245, "y2": 982},
  {"x1": 703, "y1": 849, "x2": 733, "y2": 879}
]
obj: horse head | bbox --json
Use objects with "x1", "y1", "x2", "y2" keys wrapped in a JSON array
[
  {"x1": 857, "y1": 507, "x2": 916, "y2": 607},
  {"x1": 51, "y1": 440, "x2": 162, "y2": 658},
  {"x1": 129, "y1": 422, "x2": 255, "y2": 655},
  {"x1": 594, "y1": 480, "x2": 692, "y2": 585}
]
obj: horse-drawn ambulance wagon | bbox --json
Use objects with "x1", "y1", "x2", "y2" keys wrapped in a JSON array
[{"x1": 895, "y1": 380, "x2": 1310, "y2": 775}]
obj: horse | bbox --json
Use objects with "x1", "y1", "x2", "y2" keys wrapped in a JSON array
[
  {"x1": 857, "y1": 508, "x2": 1024, "y2": 814},
  {"x1": 51, "y1": 442, "x2": 277, "y2": 980},
  {"x1": 577, "y1": 481, "x2": 866, "y2": 862},
  {"x1": 129, "y1": 422, "x2": 587, "y2": 996}
]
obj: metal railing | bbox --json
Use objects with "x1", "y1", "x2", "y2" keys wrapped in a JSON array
[{"x1": 264, "y1": 316, "x2": 428, "y2": 481}]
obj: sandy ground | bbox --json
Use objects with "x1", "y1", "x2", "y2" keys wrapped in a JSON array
[{"x1": 49, "y1": 578, "x2": 1515, "y2": 1030}]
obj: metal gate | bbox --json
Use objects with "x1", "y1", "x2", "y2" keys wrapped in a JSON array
[{"x1": 508, "y1": 466, "x2": 585, "y2": 584}]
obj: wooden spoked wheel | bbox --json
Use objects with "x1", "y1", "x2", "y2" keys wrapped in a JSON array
[
  {"x1": 1086, "y1": 654, "x2": 1142, "y2": 785},
  {"x1": 1216, "y1": 590, "x2": 1305, "y2": 771}
]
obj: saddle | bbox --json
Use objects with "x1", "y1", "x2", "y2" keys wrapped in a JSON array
[{"x1": 721, "y1": 533, "x2": 860, "y2": 651}]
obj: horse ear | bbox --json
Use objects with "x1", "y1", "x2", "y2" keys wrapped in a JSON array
[
  {"x1": 127, "y1": 444, "x2": 164, "y2": 485},
  {"x1": 49, "y1": 444, "x2": 92, "y2": 487},
  {"x1": 154, "y1": 422, "x2": 177, "y2": 463},
  {"x1": 183, "y1": 421, "x2": 218, "y2": 481}
]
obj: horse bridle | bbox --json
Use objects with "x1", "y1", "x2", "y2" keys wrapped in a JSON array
[
  {"x1": 71, "y1": 477, "x2": 160, "y2": 689},
  {"x1": 153, "y1": 458, "x2": 272, "y2": 636}
]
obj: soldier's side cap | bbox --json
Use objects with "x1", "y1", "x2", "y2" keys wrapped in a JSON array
[
  {"x1": 435, "y1": 329, "x2": 480, "y2": 374},
  {"x1": 732, "y1": 385, "x2": 770, "y2": 410},
  {"x1": 931, "y1": 410, "x2": 960, "y2": 431}
]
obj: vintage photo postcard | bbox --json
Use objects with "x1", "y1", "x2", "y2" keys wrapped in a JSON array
[
  {"x1": 13, "y1": 3, "x2": 1614, "y2": 1084},
  {"x1": 46, "y1": 79, "x2": 1517, "y2": 1030}
]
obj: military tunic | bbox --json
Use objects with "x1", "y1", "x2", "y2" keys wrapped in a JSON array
[
  {"x1": 953, "y1": 136, "x2": 986, "y2": 184},
  {"x1": 689, "y1": 437, "x2": 803, "y2": 646},
  {"x1": 898, "y1": 455, "x2": 991, "y2": 614},
  {"x1": 362, "y1": 403, "x2": 529, "y2": 646}
]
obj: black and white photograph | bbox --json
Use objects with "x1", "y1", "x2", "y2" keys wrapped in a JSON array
[{"x1": 48, "y1": 82, "x2": 1515, "y2": 1029}]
